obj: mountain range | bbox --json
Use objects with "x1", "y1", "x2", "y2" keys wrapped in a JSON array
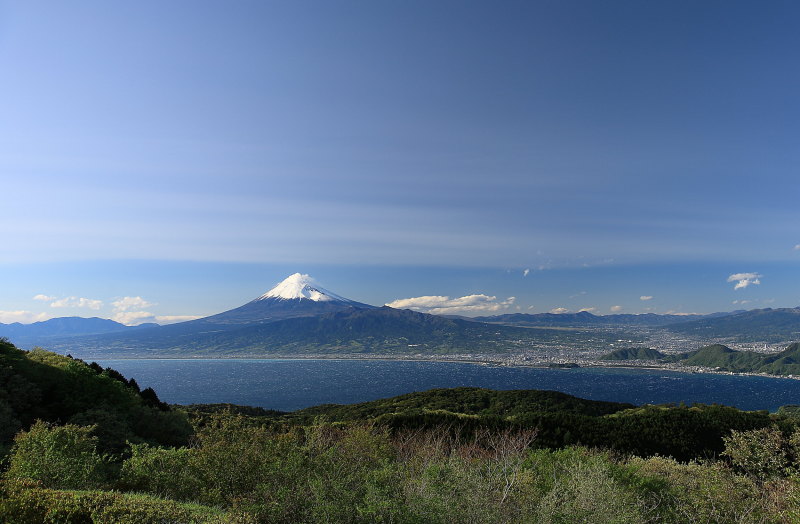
[{"x1": 2, "y1": 273, "x2": 799, "y2": 357}]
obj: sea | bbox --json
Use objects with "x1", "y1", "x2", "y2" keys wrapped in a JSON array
[{"x1": 93, "y1": 359, "x2": 800, "y2": 413}]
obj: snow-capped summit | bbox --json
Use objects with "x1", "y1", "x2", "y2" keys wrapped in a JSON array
[
  {"x1": 257, "y1": 273, "x2": 352, "y2": 303},
  {"x1": 190, "y1": 273, "x2": 374, "y2": 326}
]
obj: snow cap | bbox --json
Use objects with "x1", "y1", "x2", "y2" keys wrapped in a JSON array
[{"x1": 257, "y1": 273, "x2": 351, "y2": 302}]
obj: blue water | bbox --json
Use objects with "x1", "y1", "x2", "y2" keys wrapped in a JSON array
[{"x1": 93, "y1": 359, "x2": 800, "y2": 412}]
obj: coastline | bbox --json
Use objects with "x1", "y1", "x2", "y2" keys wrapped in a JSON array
[{"x1": 87, "y1": 352, "x2": 800, "y2": 381}]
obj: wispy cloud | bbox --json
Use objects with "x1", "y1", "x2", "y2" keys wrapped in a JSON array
[
  {"x1": 610, "y1": 305, "x2": 623, "y2": 312},
  {"x1": 111, "y1": 296, "x2": 157, "y2": 325},
  {"x1": 550, "y1": 307, "x2": 569, "y2": 314},
  {"x1": 112, "y1": 311, "x2": 155, "y2": 325},
  {"x1": 33, "y1": 294, "x2": 56, "y2": 302},
  {"x1": 727, "y1": 272, "x2": 762, "y2": 290},
  {"x1": 50, "y1": 296, "x2": 103, "y2": 310},
  {"x1": 0, "y1": 310, "x2": 52, "y2": 323},
  {"x1": 386, "y1": 294, "x2": 515, "y2": 315},
  {"x1": 639, "y1": 295, "x2": 653, "y2": 301},
  {"x1": 112, "y1": 296, "x2": 156, "y2": 311},
  {"x1": 155, "y1": 315, "x2": 202, "y2": 324},
  {"x1": 794, "y1": 244, "x2": 800, "y2": 251},
  {"x1": 523, "y1": 268, "x2": 530, "y2": 277}
]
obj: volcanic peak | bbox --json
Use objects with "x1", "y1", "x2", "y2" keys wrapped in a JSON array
[{"x1": 256, "y1": 273, "x2": 352, "y2": 303}]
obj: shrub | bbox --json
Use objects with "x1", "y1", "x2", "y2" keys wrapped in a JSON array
[
  {"x1": 529, "y1": 448, "x2": 645, "y2": 523},
  {"x1": 0, "y1": 478, "x2": 225, "y2": 523},
  {"x1": 119, "y1": 443, "x2": 200, "y2": 501},
  {"x1": 5, "y1": 421, "x2": 109, "y2": 490},
  {"x1": 631, "y1": 455, "x2": 764, "y2": 523},
  {"x1": 722, "y1": 427, "x2": 789, "y2": 483}
]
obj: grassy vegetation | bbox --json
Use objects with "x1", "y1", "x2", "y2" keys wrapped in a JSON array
[{"x1": 4, "y1": 340, "x2": 800, "y2": 522}]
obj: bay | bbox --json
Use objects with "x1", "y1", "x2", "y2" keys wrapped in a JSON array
[{"x1": 94, "y1": 359, "x2": 800, "y2": 412}]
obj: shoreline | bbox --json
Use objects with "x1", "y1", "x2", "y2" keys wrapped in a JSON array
[{"x1": 85, "y1": 353, "x2": 800, "y2": 381}]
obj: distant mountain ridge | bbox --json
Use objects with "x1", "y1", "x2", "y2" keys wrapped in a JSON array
[
  {"x1": 474, "y1": 311, "x2": 714, "y2": 327},
  {"x1": 0, "y1": 317, "x2": 155, "y2": 347},
  {"x1": 664, "y1": 307, "x2": 800, "y2": 342},
  {"x1": 41, "y1": 306, "x2": 539, "y2": 357},
  {"x1": 14, "y1": 274, "x2": 540, "y2": 356},
  {"x1": 5, "y1": 274, "x2": 799, "y2": 358}
]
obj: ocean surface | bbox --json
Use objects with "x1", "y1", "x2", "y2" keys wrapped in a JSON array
[{"x1": 93, "y1": 359, "x2": 800, "y2": 412}]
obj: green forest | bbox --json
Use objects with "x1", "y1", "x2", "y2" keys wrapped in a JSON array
[{"x1": 3, "y1": 338, "x2": 800, "y2": 523}]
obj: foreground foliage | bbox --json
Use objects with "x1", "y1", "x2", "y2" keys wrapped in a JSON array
[
  {"x1": 4, "y1": 342, "x2": 800, "y2": 522},
  {"x1": 5, "y1": 414, "x2": 800, "y2": 523}
]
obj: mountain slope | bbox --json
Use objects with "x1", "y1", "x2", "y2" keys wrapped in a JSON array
[
  {"x1": 52, "y1": 306, "x2": 544, "y2": 356},
  {"x1": 7, "y1": 274, "x2": 375, "y2": 350},
  {"x1": 179, "y1": 273, "x2": 374, "y2": 327},
  {"x1": 665, "y1": 307, "x2": 800, "y2": 342}
]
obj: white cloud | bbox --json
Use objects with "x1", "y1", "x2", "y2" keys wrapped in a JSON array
[
  {"x1": 33, "y1": 294, "x2": 56, "y2": 302},
  {"x1": 50, "y1": 296, "x2": 103, "y2": 310},
  {"x1": 112, "y1": 311, "x2": 156, "y2": 325},
  {"x1": 727, "y1": 272, "x2": 762, "y2": 290},
  {"x1": 527, "y1": 305, "x2": 535, "y2": 310},
  {"x1": 578, "y1": 307, "x2": 596, "y2": 313},
  {"x1": 794, "y1": 244, "x2": 800, "y2": 250},
  {"x1": 112, "y1": 296, "x2": 156, "y2": 311},
  {"x1": 550, "y1": 307, "x2": 570, "y2": 314},
  {"x1": 732, "y1": 300, "x2": 750, "y2": 305},
  {"x1": 640, "y1": 295, "x2": 653, "y2": 301},
  {"x1": 610, "y1": 305, "x2": 623, "y2": 312},
  {"x1": 0, "y1": 310, "x2": 52, "y2": 323},
  {"x1": 385, "y1": 294, "x2": 516, "y2": 316},
  {"x1": 156, "y1": 315, "x2": 202, "y2": 324},
  {"x1": 109, "y1": 296, "x2": 160, "y2": 325},
  {"x1": 523, "y1": 268, "x2": 530, "y2": 277},
  {"x1": 112, "y1": 312, "x2": 201, "y2": 326}
]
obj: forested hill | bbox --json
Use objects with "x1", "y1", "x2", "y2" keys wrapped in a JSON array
[
  {"x1": 600, "y1": 347, "x2": 666, "y2": 360},
  {"x1": 0, "y1": 338, "x2": 191, "y2": 454},
  {"x1": 669, "y1": 342, "x2": 800, "y2": 375},
  {"x1": 291, "y1": 387, "x2": 634, "y2": 421}
]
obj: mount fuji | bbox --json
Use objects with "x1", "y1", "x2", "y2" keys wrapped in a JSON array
[
  {"x1": 32, "y1": 273, "x2": 538, "y2": 357},
  {"x1": 195, "y1": 273, "x2": 374, "y2": 326}
]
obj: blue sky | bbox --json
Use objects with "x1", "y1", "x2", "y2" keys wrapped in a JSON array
[{"x1": 1, "y1": 1, "x2": 798, "y2": 324}]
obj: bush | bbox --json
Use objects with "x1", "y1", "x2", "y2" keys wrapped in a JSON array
[
  {"x1": 630, "y1": 455, "x2": 764, "y2": 523},
  {"x1": 119, "y1": 443, "x2": 200, "y2": 501},
  {"x1": 0, "y1": 478, "x2": 225, "y2": 523},
  {"x1": 5, "y1": 421, "x2": 109, "y2": 490},
  {"x1": 527, "y1": 447, "x2": 645, "y2": 523},
  {"x1": 722, "y1": 427, "x2": 790, "y2": 483}
]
